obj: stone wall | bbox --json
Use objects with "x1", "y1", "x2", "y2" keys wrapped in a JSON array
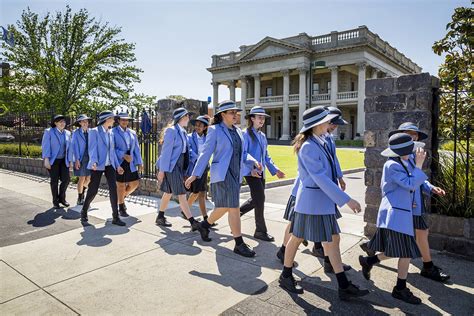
[{"x1": 363, "y1": 73, "x2": 439, "y2": 237}]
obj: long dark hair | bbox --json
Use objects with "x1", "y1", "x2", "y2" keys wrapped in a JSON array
[
  {"x1": 292, "y1": 130, "x2": 312, "y2": 154},
  {"x1": 159, "y1": 121, "x2": 174, "y2": 145},
  {"x1": 212, "y1": 112, "x2": 223, "y2": 125},
  {"x1": 246, "y1": 116, "x2": 259, "y2": 141}
]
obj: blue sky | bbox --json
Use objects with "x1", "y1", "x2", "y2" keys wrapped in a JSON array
[{"x1": 0, "y1": 0, "x2": 469, "y2": 102}]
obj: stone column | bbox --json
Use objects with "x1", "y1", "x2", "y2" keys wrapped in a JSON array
[
  {"x1": 329, "y1": 66, "x2": 338, "y2": 107},
  {"x1": 363, "y1": 73, "x2": 439, "y2": 238},
  {"x1": 298, "y1": 67, "x2": 307, "y2": 130},
  {"x1": 357, "y1": 62, "x2": 367, "y2": 137},
  {"x1": 229, "y1": 80, "x2": 236, "y2": 101},
  {"x1": 371, "y1": 68, "x2": 379, "y2": 79},
  {"x1": 212, "y1": 81, "x2": 219, "y2": 109},
  {"x1": 280, "y1": 69, "x2": 290, "y2": 140},
  {"x1": 253, "y1": 74, "x2": 261, "y2": 106},
  {"x1": 240, "y1": 76, "x2": 247, "y2": 127}
]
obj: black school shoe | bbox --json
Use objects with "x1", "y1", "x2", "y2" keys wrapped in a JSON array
[
  {"x1": 155, "y1": 216, "x2": 172, "y2": 227},
  {"x1": 277, "y1": 248, "x2": 285, "y2": 264},
  {"x1": 279, "y1": 274, "x2": 304, "y2": 294},
  {"x1": 359, "y1": 255, "x2": 373, "y2": 280},
  {"x1": 191, "y1": 221, "x2": 212, "y2": 242},
  {"x1": 324, "y1": 261, "x2": 352, "y2": 274},
  {"x1": 119, "y1": 204, "x2": 129, "y2": 217},
  {"x1": 392, "y1": 286, "x2": 422, "y2": 305},
  {"x1": 420, "y1": 265, "x2": 450, "y2": 283},
  {"x1": 338, "y1": 282, "x2": 370, "y2": 300},
  {"x1": 80, "y1": 209, "x2": 88, "y2": 222},
  {"x1": 234, "y1": 243, "x2": 256, "y2": 258},
  {"x1": 112, "y1": 217, "x2": 126, "y2": 226},
  {"x1": 312, "y1": 245, "x2": 325, "y2": 258},
  {"x1": 59, "y1": 200, "x2": 70, "y2": 207},
  {"x1": 360, "y1": 241, "x2": 376, "y2": 256},
  {"x1": 254, "y1": 232, "x2": 275, "y2": 242}
]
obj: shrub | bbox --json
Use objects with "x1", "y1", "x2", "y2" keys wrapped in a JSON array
[
  {"x1": 432, "y1": 148, "x2": 473, "y2": 218},
  {"x1": 335, "y1": 140, "x2": 364, "y2": 147},
  {"x1": 0, "y1": 143, "x2": 42, "y2": 158}
]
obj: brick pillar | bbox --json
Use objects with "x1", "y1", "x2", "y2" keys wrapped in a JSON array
[{"x1": 363, "y1": 73, "x2": 440, "y2": 237}]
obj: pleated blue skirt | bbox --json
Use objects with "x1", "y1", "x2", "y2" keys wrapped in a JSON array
[
  {"x1": 290, "y1": 212, "x2": 341, "y2": 243},
  {"x1": 413, "y1": 215, "x2": 429, "y2": 230},
  {"x1": 160, "y1": 153, "x2": 187, "y2": 195},
  {"x1": 283, "y1": 195, "x2": 296, "y2": 221},
  {"x1": 74, "y1": 155, "x2": 91, "y2": 177},
  {"x1": 368, "y1": 228, "x2": 421, "y2": 259},
  {"x1": 210, "y1": 169, "x2": 241, "y2": 208}
]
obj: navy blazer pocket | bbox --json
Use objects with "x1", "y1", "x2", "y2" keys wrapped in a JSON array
[{"x1": 392, "y1": 206, "x2": 411, "y2": 212}]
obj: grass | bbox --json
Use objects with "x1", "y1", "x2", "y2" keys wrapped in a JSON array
[{"x1": 264, "y1": 145, "x2": 365, "y2": 182}]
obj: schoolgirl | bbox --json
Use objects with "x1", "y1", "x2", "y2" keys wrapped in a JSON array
[
  {"x1": 240, "y1": 106, "x2": 285, "y2": 242},
  {"x1": 359, "y1": 133, "x2": 427, "y2": 304},
  {"x1": 155, "y1": 107, "x2": 210, "y2": 241},
  {"x1": 69, "y1": 114, "x2": 92, "y2": 205},
  {"x1": 186, "y1": 115, "x2": 214, "y2": 223},
  {"x1": 279, "y1": 106, "x2": 368, "y2": 300},
  {"x1": 113, "y1": 112, "x2": 143, "y2": 217},
  {"x1": 389, "y1": 122, "x2": 449, "y2": 282},
  {"x1": 185, "y1": 100, "x2": 260, "y2": 257},
  {"x1": 41, "y1": 114, "x2": 72, "y2": 209}
]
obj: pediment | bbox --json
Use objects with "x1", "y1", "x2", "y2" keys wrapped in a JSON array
[{"x1": 238, "y1": 37, "x2": 308, "y2": 61}]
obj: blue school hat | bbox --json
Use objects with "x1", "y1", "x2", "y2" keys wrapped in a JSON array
[
  {"x1": 389, "y1": 122, "x2": 428, "y2": 141},
  {"x1": 245, "y1": 106, "x2": 271, "y2": 119},
  {"x1": 382, "y1": 133, "x2": 425, "y2": 157},
  {"x1": 300, "y1": 106, "x2": 338, "y2": 133}
]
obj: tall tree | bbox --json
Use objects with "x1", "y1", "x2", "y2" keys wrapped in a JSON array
[
  {"x1": 1, "y1": 6, "x2": 143, "y2": 114},
  {"x1": 432, "y1": 6, "x2": 473, "y2": 139}
]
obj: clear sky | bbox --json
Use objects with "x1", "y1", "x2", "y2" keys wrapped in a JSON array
[{"x1": 1, "y1": 0, "x2": 470, "y2": 103}]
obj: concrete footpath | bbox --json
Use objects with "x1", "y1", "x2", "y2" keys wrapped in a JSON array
[{"x1": 1, "y1": 169, "x2": 473, "y2": 315}]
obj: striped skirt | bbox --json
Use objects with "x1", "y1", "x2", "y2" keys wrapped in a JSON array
[
  {"x1": 368, "y1": 228, "x2": 421, "y2": 259},
  {"x1": 160, "y1": 153, "x2": 187, "y2": 195},
  {"x1": 335, "y1": 207, "x2": 342, "y2": 219},
  {"x1": 413, "y1": 215, "x2": 429, "y2": 230},
  {"x1": 290, "y1": 212, "x2": 341, "y2": 243},
  {"x1": 74, "y1": 155, "x2": 91, "y2": 177},
  {"x1": 210, "y1": 169, "x2": 241, "y2": 208},
  {"x1": 283, "y1": 195, "x2": 296, "y2": 221}
]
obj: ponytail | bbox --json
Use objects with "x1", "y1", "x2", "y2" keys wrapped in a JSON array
[
  {"x1": 292, "y1": 130, "x2": 312, "y2": 154},
  {"x1": 159, "y1": 121, "x2": 174, "y2": 145}
]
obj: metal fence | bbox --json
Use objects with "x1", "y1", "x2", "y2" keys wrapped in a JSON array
[
  {"x1": 0, "y1": 107, "x2": 167, "y2": 179},
  {"x1": 432, "y1": 76, "x2": 473, "y2": 217}
]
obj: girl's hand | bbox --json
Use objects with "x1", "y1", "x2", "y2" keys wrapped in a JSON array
[
  {"x1": 185, "y1": 176, "x2": 197, "y2": 189},
  {"x1": 415, "y1": 147, "x2": 426, "y2": 169},
  {"x1": 338, "y1": 178, "x2": 346, "y2": 191},
  {"x1": 276, "y1": 170, "x2": 285, "y2": 179},
  {"x1": 251, "y1": 169, "x2": 262, "y2": 178},
  {"x1": 255, "y1": 162, "x2": 262, "y2": 171},
  {"x1": 44, "y1": 159, "x2": 51, "y2": 170},
  {"x1": 347, "y1": 199, "x2": 362, "y2": 214},
  {"x1": 432, "y1": 186, "x2": 446, "y2": 196},
  {"x1": 75, "y1": 160, "x2": 81, "y2": 170},
  {"x1": 157, "y1": 171, "x2": 165, "y2": 183}
]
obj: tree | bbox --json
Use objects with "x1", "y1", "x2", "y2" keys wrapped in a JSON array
[
  {"x1": 1, "y1": 6, "x2": 144, "y2": 114},
  {"x1": 432, "y1": 6, "x2": 473, "y2": 139}
]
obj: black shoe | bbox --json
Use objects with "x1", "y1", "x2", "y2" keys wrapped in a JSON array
[
  {"x1": 77, "y1": 194, "x2": 83, "y2": 206},
  {"x1": 192, "y1": 221, "x2": 212, "y2": 242},
  {"x1": 312, "y1": 245, "x2": 325, "y2": 258},
  {"x1": 59, "y1": 200, "x2": 70, "y2": 207},
  {"x1": 80, "y1": 210, "x2": 88, "y2": 222},
  {"x1": 277, "y1": 248, "x2": 285, "y2": 264},
  {"x1": 360, "y1": 241, "x2": 376, "y2": 256},
  {"x1": 338, "y1": 282, "x2": 370, "y2": 300},
  {"x1": 420, "y1": 265, "x2": 450, "y2": 283},
  {"x1": 53, "y1": 203, "x2": 61, "y2": 209},
  {"x1": 112, "y1": 218, "x2": 126, "y2": 226},
  {"x1": 359, "y1": 255, "x2": 373, "y2": 280},
  {"x1": 392, "y1": 286, "x2": 421, "y2": 305},
  {"x1": 254, "y1": 232, "x2": 275, "y2": 242},
  {"x1": 122, "y1": 202, "x2": 127, "y2": 211},
  {"x1": 119, "y1": 204, "x2": 129, "y2": 217},
  {"x1": 155, "y1": 216, "x2": 172, "y2": 227},
  {"x1": 324, "y1": 261, "x2": 352, "y2": 274},
  {"x1": 234, "y1": 243, "x2": 256, "y2": 258},
  {"x1": 302, "y1": 240, "x2": 308, "y2": 247},
  {"x1": 279, "y1": 274, "x2": 304, "y2": 294}
]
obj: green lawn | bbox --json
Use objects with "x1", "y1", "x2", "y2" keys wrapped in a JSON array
[{"x1": 264, "y1": 145, "x2": 365, "y2": 182}]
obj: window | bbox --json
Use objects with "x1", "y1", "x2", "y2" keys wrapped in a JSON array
[
  {"x1": 312, "y1": 83, "x2": 320, "y2": 95},
  {"x1": 351, "y1": 81, "x2": 355, "y2": 91},
  {"x1": 266, "y1": 87, "x2": 273, "y2": 96},
  {"x1": 327, "y1": 81, "x2": 331, "y2": 94}
]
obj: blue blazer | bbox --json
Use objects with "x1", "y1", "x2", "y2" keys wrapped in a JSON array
[
  {"x1": 326, "y1": 134, "x2": 343, "y2": 179},
  {"x1": 294, "y1": 136, "x2": 351, "y2": 215},
  {"x1": 407, "y1": 155, "x2": 434, "y2": 216},
  {"x1": 87, "y1": 126, "x2": 120, "y2": 171},
  {"x1": 69, "y1": 128, "x2": 89, "y2": 163},
  {"x1": 290, "y1": 174, "x2": 300, "y2": 197},
  {"x1": 376, "y1": 158, "x2": 428, "y2": 236},
  {"x1": 41, "y1": 127, "x2": 71, "y2": 166},
  {"x1": 191, "y1": 122, "x2": 257, "y2": 184},
  {"x1": 187, "y1": 131, "x2": 207, "y2": 176},
  {"x1": 241, "y1": 128, "x2": 279, "y2": 178},
  {"x1": 156, "y1": 125, "x2": 191, "y2": 172},
  {"x1": 112, "y1": 127, "x2": 143, "y2": 172}
]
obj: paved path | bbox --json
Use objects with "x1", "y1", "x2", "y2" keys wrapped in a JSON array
[{"x1": 1, "y1": 169, "x2": 473, "y2": 315}]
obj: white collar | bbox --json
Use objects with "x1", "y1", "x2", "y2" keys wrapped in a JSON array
[
  {"x1": 56, "y1": 127, "x2": 64, "y2": 134},
  {"x1": 119, "y1": 126, "x2": 127, "y2": 133},
  {"x1": 312, "y1": 133, "x2": 326, "y2": 145},
  {"x1": 101, "y1": 125, "x2": 110, "y2": 133}
]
